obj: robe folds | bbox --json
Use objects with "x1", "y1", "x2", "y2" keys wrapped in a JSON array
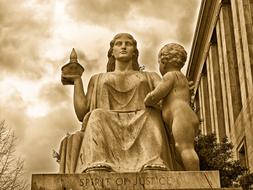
[{"x1": 59, "y1": 71, "x2": 176, "y2": 173}]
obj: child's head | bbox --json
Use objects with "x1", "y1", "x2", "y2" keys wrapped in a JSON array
[{"x1": 158, "y1": 43, "x2": 187, "y2": 75}]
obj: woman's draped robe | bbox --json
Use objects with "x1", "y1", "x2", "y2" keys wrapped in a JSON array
[{"x1": 59, "y1": 71, "x2": 177, "y2": 173}]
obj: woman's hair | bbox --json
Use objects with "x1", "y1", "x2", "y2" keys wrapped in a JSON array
[
  {"x1": 107, "y1": 33, "x2": 140, "y2": 72},
  {"x1": 159, "y1": 43, "x2": 187, "y2": 69}
]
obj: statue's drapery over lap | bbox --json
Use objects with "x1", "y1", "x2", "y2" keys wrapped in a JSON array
[{"x1": 59, "y1": 71, "x2": 176, "y2": 173}]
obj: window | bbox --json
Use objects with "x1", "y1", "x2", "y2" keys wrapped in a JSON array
[{"x1": 237, "y1": 139, "x2": 249, "y2": 168}]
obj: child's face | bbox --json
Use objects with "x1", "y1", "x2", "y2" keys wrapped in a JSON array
[{"x1": 159, "y1": 47, "x2": 179, "y2": 75}]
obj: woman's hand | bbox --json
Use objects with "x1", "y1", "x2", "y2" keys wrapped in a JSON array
[{"x1": 61, "y1": 74, "x2": 81, "y2": 85}]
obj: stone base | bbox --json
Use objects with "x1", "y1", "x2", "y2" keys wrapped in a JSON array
[{"x1": 31, "y1": 171, "x2": 222, "y2": 190}]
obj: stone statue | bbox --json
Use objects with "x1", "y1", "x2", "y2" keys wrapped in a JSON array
[
  {"x1": 144, "y1": 43, "x2": 200, "y2": 170},
  {"x1": 59, "y1": 34, "x2": 195, "y2": 173}
]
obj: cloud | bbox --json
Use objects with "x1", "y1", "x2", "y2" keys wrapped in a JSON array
[
  {"x1": 20, "y1": 105, "x2": 81, "y2": 173},
  {"x1": 0, "y1": 81, "x2": 81, "y2": 176},
  {"x1": 39, "y1": 83, "x2": 70, "y2": 107},
  {"x1": 66, "y1": 0, "x2": 200, "y2": 43},
  {"x1": 66, "y1": 0, "x2": 136, "y2": 28},
  {"x1": 0, "y1": 90, "x2": 29, "y2": 139},
  {"x1": 77, "y1": 50, "x2": 102, "y2": 73},
  {"x1": 66, "y1": 0, "x2": 200, "y2": 72},
  {"x1": 0, "y1": 0, "x2": 54, "y2": 80},
  {"x1": 173, "y1": 1, "x2": 201, "y2": 43}
]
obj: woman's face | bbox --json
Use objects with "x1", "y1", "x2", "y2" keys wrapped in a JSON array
[{"x1": 112, "y1": 35, "x2": 135, "y2": 62}]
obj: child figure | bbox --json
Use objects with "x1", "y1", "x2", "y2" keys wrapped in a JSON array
[{"x1": 144, "y1": 43, "x2": 200, "y2": 171}]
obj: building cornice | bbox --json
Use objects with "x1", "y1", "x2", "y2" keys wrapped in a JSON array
[
  {"x1": 186, "y1": 0, "x2": 222, "y2": 82},
  {"x1": 186, "y1": 0, "x2": 207, "y2": 77}
]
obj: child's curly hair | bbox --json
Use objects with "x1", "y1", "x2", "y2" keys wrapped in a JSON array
[{"x1": 159, "y1": 43, "x2": 187, "y2": 69}]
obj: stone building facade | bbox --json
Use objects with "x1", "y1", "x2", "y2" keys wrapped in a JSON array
[{"x1": 186, "y1": 0, "x2": 253, "y2": 172}]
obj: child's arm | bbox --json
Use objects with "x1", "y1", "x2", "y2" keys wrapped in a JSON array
[{"x1": 144, "y1": 73, "x2": 175, "y2": 106}]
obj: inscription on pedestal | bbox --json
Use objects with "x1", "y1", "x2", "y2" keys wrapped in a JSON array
[
  {"x1": 32, "y1": 171, "x2": 220, "y2": 190},
  {"x1": 78, "y1": 175, "x2": 175, "y2": 189}
]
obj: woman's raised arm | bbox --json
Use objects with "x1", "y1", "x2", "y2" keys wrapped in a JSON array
[{"x1": 73, "y1": 76, "x2": 88, "y2": 121}]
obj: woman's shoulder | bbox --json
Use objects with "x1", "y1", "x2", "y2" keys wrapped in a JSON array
[
  {"x1": 90, "y1": 72, "x2": 106, "y2": 79},
  {"x1": 141, "y1": 71, "x2": 162, "y2": 88},
  {"x1": 142, "y1": 71, "x2": 162, "y2": 80},
  {"x1": 88, "y1": 73, "x2": 106, "y2": 85}
]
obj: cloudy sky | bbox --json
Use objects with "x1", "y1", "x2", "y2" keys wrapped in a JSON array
[{"x1": 0, "y1": 0, "x2": 201, "y2": 182}]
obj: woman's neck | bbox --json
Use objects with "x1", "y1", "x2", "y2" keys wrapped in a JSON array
[{"x1": 114, "y1": 60, "x2": 133, "y2": 72}]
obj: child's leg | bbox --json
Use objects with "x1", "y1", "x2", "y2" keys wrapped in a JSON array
[{"x1": 172, "y1": 117, "x2": 200, "y2": 171}]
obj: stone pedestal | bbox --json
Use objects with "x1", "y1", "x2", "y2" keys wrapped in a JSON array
[{"x1": 31, "y1": 171, "x2": 221, "y2": 190}]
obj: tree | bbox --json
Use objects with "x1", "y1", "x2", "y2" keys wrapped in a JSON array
[
  {"x1": 0, "y1": 121, "x2": 28, "y2": 190},
  {"x1": 194, "y1": 133, "x2": 247, "y2": 187}
]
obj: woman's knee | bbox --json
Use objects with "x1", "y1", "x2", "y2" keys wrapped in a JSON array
[
  {"x1": 90, "y1": 108, "x2": 106, "y2": 118},
  {"x1": 88, "y1": 109, "x2": 108, "y2": 124}
]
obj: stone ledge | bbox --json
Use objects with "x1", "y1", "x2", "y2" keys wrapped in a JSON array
[{"x1": 31, "y1": 171, "x2": 220, "y2": 190}]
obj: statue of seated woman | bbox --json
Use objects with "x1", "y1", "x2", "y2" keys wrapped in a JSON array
[{"x1": 59, "y1": 33, "x2": 183, "y2": 173}]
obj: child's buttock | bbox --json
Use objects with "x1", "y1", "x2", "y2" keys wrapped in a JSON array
[{"x1": 161, "y1": 100, "x2": 195, "y2": 125}]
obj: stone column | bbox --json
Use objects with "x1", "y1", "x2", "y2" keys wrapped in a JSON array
[
  {"x1": 219, "y1": 3, "x2": 242, "y2": 139},
  {"x1": 238, "y1": 0, "x2": 253, "y2": 93},
  {"x1": 231, "y1": 0, "x2": 253, "y2": 106},
  {"x1": 198, "y1": 87, "x2": 205, "y2": 135},
  {"x1": 216, "y1": 20, "x2": 231, "y2": 141},
  {"x1": 199, "y1": 73, "x2": 212, "y2": 135},
  {"x1": 206, "y1": 56, "x2": 215, "y2": 134},
  {"x1": 207, "y1": 43, "x2": 226, "y2": 141},
  {"x1": 206, "y1": 56, "x2": 216, "y2": 133}
]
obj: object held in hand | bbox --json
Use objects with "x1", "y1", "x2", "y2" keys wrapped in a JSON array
[{"x1": 61, "y1": 48, "x2": 84, "y2": 85}]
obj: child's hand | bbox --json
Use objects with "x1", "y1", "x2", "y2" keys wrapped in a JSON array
[
  {"x1": 188, "y1": 80, "x2": 195, "y2": 96},
  {"x1": 144, "y1": 92, "x2": 155, "y2": 107},
  {"x1": 144, "y1": 93, "x2": 162, "y2": 110}
]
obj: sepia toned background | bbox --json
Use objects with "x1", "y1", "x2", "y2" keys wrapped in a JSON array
[{"x1": 0, "y1": 0, "x2": 201, "y2": 180}]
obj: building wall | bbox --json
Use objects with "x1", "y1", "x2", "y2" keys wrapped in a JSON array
[{"x1": 187, "y1": 0, "x2": 253, "y2": 171}]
